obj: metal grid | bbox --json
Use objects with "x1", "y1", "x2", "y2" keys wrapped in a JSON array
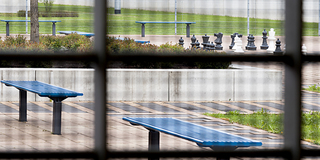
[{"x1": 0, "y1": 0, "x2": 315, "y2": 159}]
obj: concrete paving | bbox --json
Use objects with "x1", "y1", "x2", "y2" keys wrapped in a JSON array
[{"x1": 0, "y1": 98, "x2": 318, "y2": 153}]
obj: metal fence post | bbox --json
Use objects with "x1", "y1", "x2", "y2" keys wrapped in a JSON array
[
  {"x1": 284, "y1": 0, "x2": 302, "y2": 159},
  {"x1": 94, "y1": 0, "x2": 106, "y2": 159}
]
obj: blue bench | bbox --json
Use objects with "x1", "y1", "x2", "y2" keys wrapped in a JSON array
[
  {"x1": 58, "y1": 31, "x2": 95, "y2": 37},
  {"x1": 58, "y1": 31, "x2": 151, "y2": 44},
  {"x1": 1, "y1": 81, "x2": 83, "y2": 135},
  {"x1": 123, "y1": 117, "x2": 262, "y2": 160},
  {"x1": 1, "y1": 20, "x2": 61, "y2": 36},
  {"x1": 135, "y1": 21, "x2": 196, "y2": 37}
]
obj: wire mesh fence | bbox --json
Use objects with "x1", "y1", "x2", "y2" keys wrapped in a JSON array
[{"x1": 0, "y1": 0, "x2": 318, "y2": 160}]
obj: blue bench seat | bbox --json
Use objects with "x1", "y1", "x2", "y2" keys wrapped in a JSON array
[
  {"x1": 1, "y1": 80, "x2": 83, "y2": 135},
  {"x1": 1, "y1": 20, "x2": 61, "y2": 36},
  {"x1": 135, "y1": 21, "x2": 196, "y2": 37},
  {"x1": 123, "y1": 117, "x2": 262, "y2": 160}
]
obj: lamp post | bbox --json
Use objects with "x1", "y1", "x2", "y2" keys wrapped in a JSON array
[
  {"x1": 247, "y1": 0, "x2": 249, "y2": 35},
  {"x1": 175, "y1": 0, "x2": 177, "y2": 35},
  {"x1": 26, "y1": 0, "x2": 28, "y2": 34}
]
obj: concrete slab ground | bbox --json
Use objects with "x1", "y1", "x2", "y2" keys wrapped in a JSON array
[{"x1": 0, "y1": 98, "x2": 318, "y2": 154}]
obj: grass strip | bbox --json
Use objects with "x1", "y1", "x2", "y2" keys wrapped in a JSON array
[
  {"x1": 303, "y1": 84, "x2": 320, "y2": 93},
  {"x1": 0, "y1": 5, "x2": 318, "y2": 36},
  {"x1": 205, "y1": 109, "x2": 320, "y2": 145}
]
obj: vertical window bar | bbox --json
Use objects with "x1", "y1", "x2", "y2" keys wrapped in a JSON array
[
  {"x1": 284, "y1": 0, "x2": 302, "y2": 159},
  {"x1": 94, "y1": 0, "x2": 107, "y2": 160}
]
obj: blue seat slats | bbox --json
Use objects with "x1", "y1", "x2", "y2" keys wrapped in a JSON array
[
  {"x1": 1, "y1": 81, "x2": 83, "y2": 98},
  {"x1": 123, "y1": 117, "x2": 262, "y2": 147}
]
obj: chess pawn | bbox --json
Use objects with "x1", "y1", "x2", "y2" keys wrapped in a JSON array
[
  {"x1": 260, "y1": 29, "x2": 269, "y2": 49},
  {"x1": 302, "y1": 44, "x2": 307, "y2": 55},
  {"x1": 246, "y1": 34, "x2": 256, "y2": 50},
  {"x1": 179, "y1": 37, "x2": 184, "y2": 47},
  {"x1": 190, "y1": 35, "x2": 197, "y2": 49},
  {"x1": 274, "y1": 38, "x2": 283, "y2": 55},
  {"x1": 209, "y1": 42, "x2": 215, "y2": 51},
  {"x1": 195, "y1": 40, "x2": 200, "y2": 49},
  {"x1": 267, "y1": 28, "x2": 276, "y2": 53},
  {"x1": 234, "y1": 35, "x2": 244, "y2": 53}
]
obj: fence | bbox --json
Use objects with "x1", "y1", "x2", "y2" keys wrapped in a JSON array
[{"x1": 0, "y1": 0, "x2": 317, "y2": 160}]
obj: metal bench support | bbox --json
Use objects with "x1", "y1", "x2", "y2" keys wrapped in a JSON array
[
  {"x1": 186, "y1": 24, "x2": 190, "y2": 37},
  {"x1": 52, "y1": 22, "x2": 56, "y2": 36},
  {"x1": 141, "y1": 23, "x2": 145, "y2": 37},
  {"x1": 6, "y1": 22, "x2": 9, "y2": 36},
  {"x1": 52, "y1": 97, "x2": 66, "y2": 135},
  {"x1": 148, "y1": 129, "x2": 159, "y2": 160},
  {"x1": 19, "y1": 89, "x2": 27, "y2": 122}
]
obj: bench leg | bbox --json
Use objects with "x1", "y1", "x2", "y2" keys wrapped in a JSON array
[
  {"x1": 19, "y1": 89, "x2": 27, "y2": 122},
  {"x1": 148, "y1": 130, "x2": 159, "y2": 160},
  {"x1": 6, "y1": 22, "x2": 9, "y2": 36},
  {"x1": 52, "y1": 98, "x2": 66, "y2": 135},
  {"x1": 52, "y1": 22, "x2": 56, "y2": 36},
  {"x1": 141, "y1": 24, "x2": 145, "y2": 37},
  {"x1": 186, "y1": 24, "x2": 190, "y2": 38}
]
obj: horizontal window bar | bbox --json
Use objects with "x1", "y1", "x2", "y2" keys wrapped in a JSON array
[
  {"x1": 106, "y1": 150, "x2": 291, "y2": 159},
  {"x1": 0, "y1": 53, "x2": 98, "y2": 61},
  {"x1": 0, "y1": 151, "x2": 97, "y2": 159}
]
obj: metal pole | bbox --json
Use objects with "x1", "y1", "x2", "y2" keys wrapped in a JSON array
[
  {"x1": 319, "y1": 0, "x2": 320, "y2": 36},
  {"x1": 284, "y1": 0, "x2": 302, "y2": 159},
  {"x1": 175, "y1": 0, "x2": 177, "y2": 35},
  {"x1": 247, "y1": 0, "x2": 249, "y2": 35},
  {"x1": 26, "y1": 0, "x2": 28, "y2": 34},
  {"x1": 94, "y1": 0, "x2": 106, "y2": 159}
]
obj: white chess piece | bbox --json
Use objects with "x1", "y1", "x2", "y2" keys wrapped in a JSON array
[
  {"x1": 267, "y1": 28, "x2": 276, "y2": 53},
  {"x1": 302, "y1": 44, "x2": 307, "y2": 55},
  {"x1": 234, "y1": 35, "x2": 244, "y2": 53}
]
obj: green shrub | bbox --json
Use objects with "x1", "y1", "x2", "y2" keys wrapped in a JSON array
[
  {"x1": 107, "y1": 38, "x2": 231, "y2": 69},
  {"x1": 17, "y1": 10, "x2": 79, "y2": 17}
]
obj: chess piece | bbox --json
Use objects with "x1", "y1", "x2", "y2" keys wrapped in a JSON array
[
  {"x1": 229, "y1": 33, "x2": 242, "y2": 49},
  {"x1": 302, "y1": 44, "x2": 307, "y2": 55},
  {"x1": 195, "y1": 40, "x2": 200, "y2": 49},
  {"x1": 208, "y1": 42, "x2": 215, "y2": 51},
  {"x1": 245, "y1": 34, "x2": 256, "y2": 50},
  {"x1": 214, "y1": 32, "x2": 223, "y2": 50},
  {"x1": 179, "y1": 37, "x2": 184, "y2": 47},
  {"x1": 260, "y1": 29, "x2": 269, "y2": 49},
  {"x1": 206, "y1": 41, "x2": 211, "y2": 51},
  {"x1": 202, "y1": 34, "x2": 210, "y2": 50},
  {"x1": 234, "y1": 35, "x2": 244, "y2": 53},
  {"x1": 267, "y1": 28, "x2": 276, "y2": 53},
  {"x1": 190, "y1": 35, "x2": 197, "y2": 49},
  {"x1": 274, "y1": 38, "x2": 283, "y2": 55}
]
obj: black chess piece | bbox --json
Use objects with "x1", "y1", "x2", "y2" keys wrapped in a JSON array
[
  {"x1": 179, "y1": 37, "x2": 184, "y2": 47},
  {"x1": 274, "y1": 38, "x2": 283, "y2": 55},
  {"x1": 201, "y1": 34, "x2": 210, "y2": 50},
  {"x1": 229, "y1": 33, "x2": 242, "y2": 49},
  {"x1": 209, "y1": 42, "x2": 215, "y2": 51},
  {"x1": 260, "y1": 29, "x2": 269, "y2": 49},
  {"x1": 206, "y1": 41, "x2": 211, "y2": 51},
  {"x1": 245, "y1": 34, "x2": 257, "y2": 50},
  {"x1": 190, "y1": 35, "x2": 197, "y2": 49},
  {"x1": 195, "y1": 40, "x2": 200, "y2": 49},
  {"x1": 214, "y1": 32, "x2": 223, "y2": 50}
]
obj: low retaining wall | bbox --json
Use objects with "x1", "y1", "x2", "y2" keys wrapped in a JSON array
[{"x1": 0, "y1": 68, "x2": 282, "y2": 102}]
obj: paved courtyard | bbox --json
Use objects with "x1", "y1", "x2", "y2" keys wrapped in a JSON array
[{"x1": 0, "y1": 94, "x2": 319, "y2": 152}]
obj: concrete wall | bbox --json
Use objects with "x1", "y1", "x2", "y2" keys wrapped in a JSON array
[
  {"x1": 0, "y1": 68, "x2": 282, "y2": 102},
  {"x1": 1, "y1": 0, "x2": 30, "y2": 13}
]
